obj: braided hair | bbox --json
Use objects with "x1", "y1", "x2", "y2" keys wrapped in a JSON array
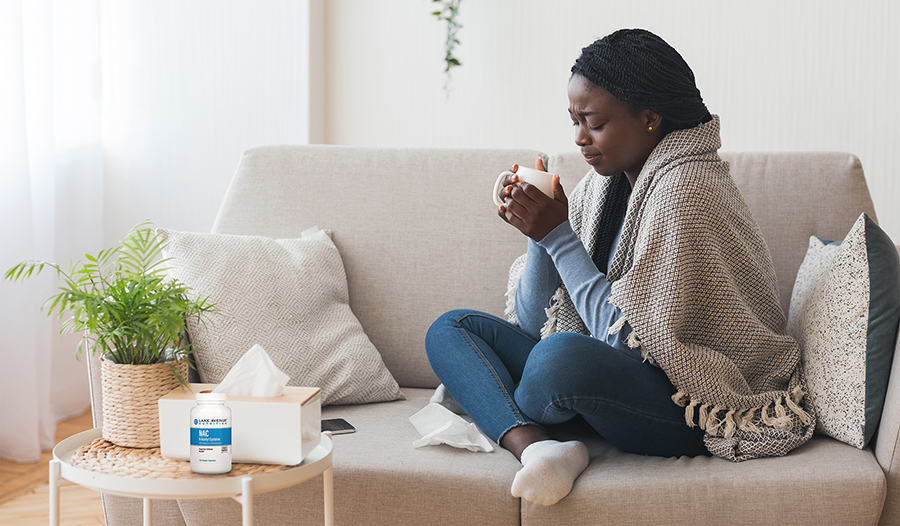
[{"x1": 572, "y1": 28, "x2": 711, "y2": 134}]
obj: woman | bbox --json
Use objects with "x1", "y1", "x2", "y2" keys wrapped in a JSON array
[{"x1": 425, "y1": 28, "x2": 813, "y2": 506}]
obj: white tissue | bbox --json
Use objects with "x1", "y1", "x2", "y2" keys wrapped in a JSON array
[
  {"x1": 409, "y1": 403, "x2": 494, "y2": 453},
  {"x1": 212, "y1": 344, "x2": 290, "y2": 397}
]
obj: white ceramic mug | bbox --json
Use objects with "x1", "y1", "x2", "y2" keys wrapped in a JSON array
[{"x1": 492, "y1": 166, "x2": 555, "y2": 207}]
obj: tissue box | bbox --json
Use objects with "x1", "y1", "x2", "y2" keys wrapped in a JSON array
[{"x1": 158, "y1": 383, "x2": 321, "y2": 465}]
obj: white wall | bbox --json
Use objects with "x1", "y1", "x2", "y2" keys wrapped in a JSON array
[
  {"x1": 99, "y1": 0, "x2": 321, "y2": 245},
  {"x1": 96, "y1": 0, "x2": 899, "y2": 248},
  {"x1": 324, "y1": 0, "x2": 900, "y2": 242}
]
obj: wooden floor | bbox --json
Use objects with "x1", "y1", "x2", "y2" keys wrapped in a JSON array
[{"x1": 0, "y1": 410, "x2": 105, "y2": 525}]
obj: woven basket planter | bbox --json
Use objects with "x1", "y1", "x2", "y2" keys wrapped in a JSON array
[{"x1": 100, "y1": 357, "x2": 188, "y2": 448}]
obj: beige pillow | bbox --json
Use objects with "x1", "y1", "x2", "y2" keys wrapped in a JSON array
[
  {"x1": 157, "y1": 228, "x2": 404, "y2": 406},
  {"x1": 787, "y1": 213, "x2": 900, "y2": 448}
]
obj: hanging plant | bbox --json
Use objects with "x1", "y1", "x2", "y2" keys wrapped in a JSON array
[{"x1": 431, "y1": 0, "x2": 462, "y2": 95}]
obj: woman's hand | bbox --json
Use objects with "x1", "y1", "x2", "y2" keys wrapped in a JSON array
[
  {"x1": 498, "y1": 158, "x2": 568, "y2": 241},
  {"x1": 495, "y1": 169, "x2": 519, "y2": 204}
]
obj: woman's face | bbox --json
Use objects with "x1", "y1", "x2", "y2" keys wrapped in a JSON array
[{"x1": 567, "y1": 74, "x2": 662, "y2": 186}]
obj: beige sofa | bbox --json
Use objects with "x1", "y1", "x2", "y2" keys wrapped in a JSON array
[{"x1": 88, "y1": 146, "x2": 899, "y2": 525}]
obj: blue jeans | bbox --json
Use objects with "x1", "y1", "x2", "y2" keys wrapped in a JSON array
[{"x1": 425, "y1": 309, "x2": 709, "y2": 457}]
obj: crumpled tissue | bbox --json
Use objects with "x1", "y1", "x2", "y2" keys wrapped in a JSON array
[
  {"x1": 212, "y1": 344, "x2": 290, "y2": 397},
  {"x1": 409, "y1": 402, "x2": 494, "y2": 452}
]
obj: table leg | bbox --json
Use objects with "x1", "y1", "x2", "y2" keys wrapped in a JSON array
[
  {"x1": 241, "y1": 476, "x2": 254, "y2": 526},
  {"x1": 49, "y1": 459, "x2": 61, "y2": 526},
  {"x1": 323, "y1": 464, "x2": 334, "y2": 526},
  {"x1": 143, "y1": 498, "x2": 153, "y2": 525}
]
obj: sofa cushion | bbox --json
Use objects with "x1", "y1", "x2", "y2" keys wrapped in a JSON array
[
  {"x1": 157, "y1": 228, "x2": 403, "y2": 406},
  {"x1": 520, "y1": 434, "x2": 885, "y2": 526},
  {"x1": 171, "y1": 388, "x2": 885, "y2": 526},
  {"x1": 787, "y1": 213, "x2": 900, "y2": 448}
]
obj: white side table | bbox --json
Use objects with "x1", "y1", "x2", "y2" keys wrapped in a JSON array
[{"x1": 50, "y1": 428, "x2": 333, "y2": 526}]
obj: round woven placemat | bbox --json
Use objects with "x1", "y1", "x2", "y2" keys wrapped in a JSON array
[{"x1": 69, "y1": 438, "x2": 299, "y2": 479}]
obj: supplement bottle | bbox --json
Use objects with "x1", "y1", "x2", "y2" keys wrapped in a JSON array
[{"x1": 190, "y1": 392, "x2": 232, "y2": 474}]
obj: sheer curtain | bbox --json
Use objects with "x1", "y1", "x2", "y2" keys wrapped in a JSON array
[{"x1": 1, "y1": 0, "x2": 102, "y2": 462}]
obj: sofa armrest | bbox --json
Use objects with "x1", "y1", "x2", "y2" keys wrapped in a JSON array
[{"x1": 875, "y1": 314, "x2": 900, "y2": 525}]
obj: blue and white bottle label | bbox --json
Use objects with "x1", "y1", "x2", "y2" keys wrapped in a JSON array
[{"x1": 191, "y1": 427, "x2": 232, "y2": 446}]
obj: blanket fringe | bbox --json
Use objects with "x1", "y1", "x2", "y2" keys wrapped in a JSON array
[
  {"x1": 608, "y1": 315, "x2": 628, "y2": 336},
  {"x1": 685, "y1": 399, "x2": 699, "y2": 428},
  {"x1": 540, "y1": 288, "x2": 565, "y2": 339},
  {"x1": 627, "y1": 330, "x2": 654, "y2": 364},
  {"x1": 722, "y1": 409, "x2": 737, "y2": 438},
  {"x1": 504, "y1": 277, "x2": 519, "y2": 325},
  {"x1": 738, "y1": 407, "x2": 760, "y2": 433},
  {"x1": 760, "y1": 400, "x2": 791, "y2": 431},
  {"x1": 706, "y1": 406, "x2": 723, "y2": 434},
  {"x1": 773, "y1": 398, "x2": 793, "y2": 431},
  {"x1": 626, "y1": 330, "x2": 641, "y2": 348},
  {"x1": 760, "y1": 401, "x2": 775, "y2": 427},
  {"x1": 775, "y1": 398, "x2": 787, "y2": 419},
  {"x1": 671, "y1": 391, "x2": 689, "y2": 407},
  {"x1": 787, "y1": 386, "x2": 813, "y2": 425},
  {"x1": 677, "y1": 392, "x2": 805, "y2": 437},
  {"x1": 698, "y1": 403, "x2": 710, "y2": 429},
  {"x1": 608, "y1": 314, "x2": 654, "y2": 364},
  {"x1": 639, "y1": 342, "x2": 656, "y2": 364}
]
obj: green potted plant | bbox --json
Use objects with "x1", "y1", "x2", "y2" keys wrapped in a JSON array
[{"x1": 5, "y1": 222, "x2": 216, "y2": 448}]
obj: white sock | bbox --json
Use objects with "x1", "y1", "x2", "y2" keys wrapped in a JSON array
[{"x1": 510, "y1": 440, "x2": 590, "y2": 506}]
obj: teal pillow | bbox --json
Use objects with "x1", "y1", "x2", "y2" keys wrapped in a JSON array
[{"x1": 788, "y1": 213, "x2": 900, "y2": 448}]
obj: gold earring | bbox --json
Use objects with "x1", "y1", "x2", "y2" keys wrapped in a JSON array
[{"x1": 648, "y1": 126, "x2": 654, "y2": 132}]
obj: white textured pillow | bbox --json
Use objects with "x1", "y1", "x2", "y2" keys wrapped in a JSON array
[
  {"x1": 788, "y1": 213, "x2": 900, "y2": 448},
  {"x1": 157, "y1": 228, "x2": 404, "y2": 406}
]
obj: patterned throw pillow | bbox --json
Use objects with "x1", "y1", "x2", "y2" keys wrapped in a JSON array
[
  {"x1": 787, "y1": 213, "x2": 900, "y2": 448},
  {"x1": 157, "y1": 228, "x2": 404, "y2": 406}
]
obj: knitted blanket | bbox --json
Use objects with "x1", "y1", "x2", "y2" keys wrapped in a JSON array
[{"x1": 507, "y1": 116, "x2": 815, "y2": 461}]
